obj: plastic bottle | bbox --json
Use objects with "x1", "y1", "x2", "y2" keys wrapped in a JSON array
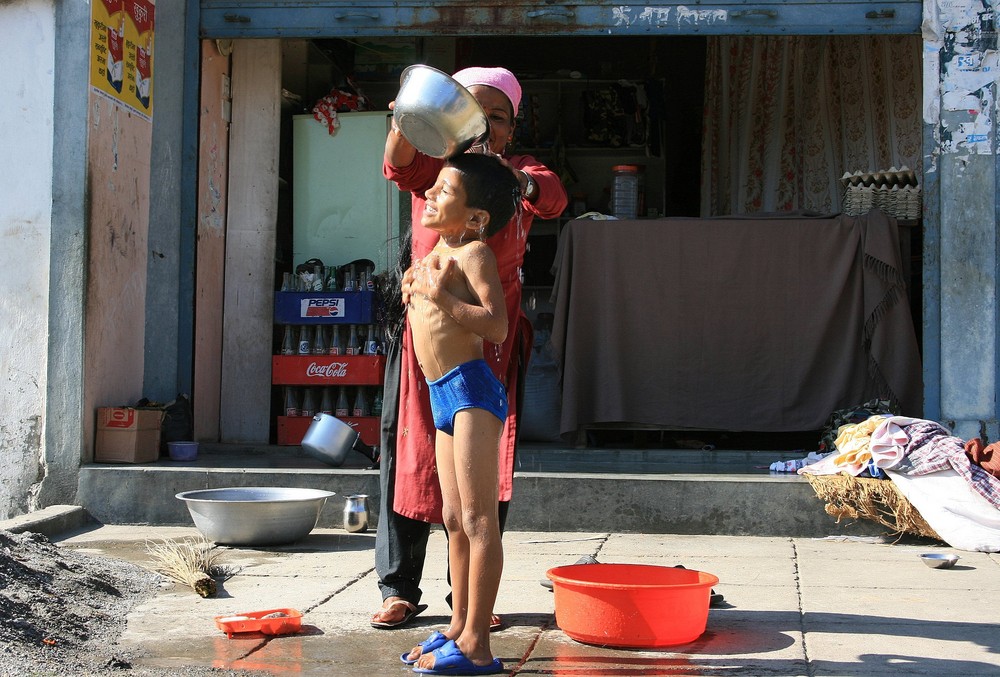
[{"x1": 611, "y1": 165, "x2": 639, "y2": 220}]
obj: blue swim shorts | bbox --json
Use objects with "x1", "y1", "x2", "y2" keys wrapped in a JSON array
[{"x1": 426, "y1": 359, "x2": 508, "y2": 435}]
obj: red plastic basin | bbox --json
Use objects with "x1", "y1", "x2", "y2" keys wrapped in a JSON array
[{"x1": 546, "y1": 563, "x2": 719, "y2": 648}]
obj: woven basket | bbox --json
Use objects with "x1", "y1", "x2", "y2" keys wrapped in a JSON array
[{"x1": 804, "y1": 473, "x2": 941, "y2": 540}]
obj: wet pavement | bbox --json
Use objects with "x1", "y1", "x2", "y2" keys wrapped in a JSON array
[{"x1": 49, "y1": 522, "x2": 1000, "y2": 676}]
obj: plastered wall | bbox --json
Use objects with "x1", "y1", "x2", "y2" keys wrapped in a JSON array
[{"x1": 0, "y1": 1, "x2": 55, "y2": 519}]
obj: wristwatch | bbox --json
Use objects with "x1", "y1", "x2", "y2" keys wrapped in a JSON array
[{"x1": 520, "y1": 170, "x2": 537, "y2": 201}]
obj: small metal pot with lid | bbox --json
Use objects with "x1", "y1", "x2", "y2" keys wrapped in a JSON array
[{"x1": 300, "y1": 413, "x2": 378, "y2": 467}]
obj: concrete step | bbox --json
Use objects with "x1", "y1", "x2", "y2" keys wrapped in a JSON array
[{"x1": 76, "y1": 443, "x2": 884, "y2": 538}]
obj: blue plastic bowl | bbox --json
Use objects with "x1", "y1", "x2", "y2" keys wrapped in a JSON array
[{"x1": 168, "y1": 441, "x2": 199, "y2": 462}]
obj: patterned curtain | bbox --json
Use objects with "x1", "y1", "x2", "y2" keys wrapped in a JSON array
[{"x1": 700, "y1": 35, "x2": 921, "y2": 216}]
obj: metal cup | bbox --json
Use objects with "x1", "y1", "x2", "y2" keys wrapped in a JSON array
[{"x1": 343, "y1": 494, "x2": 370, "y2": 533}]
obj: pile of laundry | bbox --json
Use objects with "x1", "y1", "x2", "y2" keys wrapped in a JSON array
[{"x1": 798, "y1": 414, "x2": 1000, "y2": 552}]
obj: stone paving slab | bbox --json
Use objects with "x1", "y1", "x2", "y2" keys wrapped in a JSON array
[{"x1": 47, "y1": 524, "x2": 1000, "y2": 676}]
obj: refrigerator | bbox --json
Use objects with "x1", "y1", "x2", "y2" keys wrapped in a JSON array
[{"x1": 292, "y1": 112, "x2": 404, "y2": 274}]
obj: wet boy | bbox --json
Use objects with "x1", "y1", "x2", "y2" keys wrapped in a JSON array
[{"x1": 402, "y1": 152, "x2": 519, "y2": 676}]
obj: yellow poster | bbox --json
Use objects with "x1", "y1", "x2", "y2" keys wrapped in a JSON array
[{"x1": 90, "y1": 0, "x2": 155, "y2": 120}]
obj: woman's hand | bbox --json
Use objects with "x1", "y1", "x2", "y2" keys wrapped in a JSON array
[{"x1": 493, "y1": 155, "x2": 533, "y2": 201}]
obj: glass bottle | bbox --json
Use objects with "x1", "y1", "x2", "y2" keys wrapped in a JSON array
[
  {"x1": 283, "y1": 387, "x2": 299, "y2": 417},
  {"x1": 280, "y1": 324, "x2": 296, "y2": 355},
  {"x1": 364, "y1": 324, "x2": 378, "y2": 355},
  {"x1": 335, "y1": 387, "x2": 350, "y2": 417},
  {"x1": 372, "y1": 389, "x2": 383, "y2": 417},
  {"x1": 346, "y1": 324, "x2": 360, "y2": 355},
  {"x1": 301, "y1": 387, "x2": 317, "y2": 417},
  {"x1": 312, "y1": 325, "x2": 328, "y2": 355},
  {"x1": 325, "y1": 266, "x2": 339, "y2": 291},
  {"x1": 319, "y1": 387, "x2": 334, "y2": 415},
  {"x1": 280, "y1": 272, "x2": 294, "y2": 292},
  {"x1": 353, "y1": 386, "x2": 370, "y2": 417},
  {"x1": 328, "y1": 325, "x2": 343, "y2": 355},
  {"x1": 312, "y1": 264, "x2": 325, "y2": 291},
  {"x1": 297, "y1": 325, "x2": 312, "y2": 355}
]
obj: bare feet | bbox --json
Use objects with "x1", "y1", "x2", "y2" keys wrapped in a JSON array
[
  {"x1": 414, "y1": 638, "x2": 498, "y2": 672},
  {"x1": 403, "y1": 631, "x2": 451, "y2": 664}
]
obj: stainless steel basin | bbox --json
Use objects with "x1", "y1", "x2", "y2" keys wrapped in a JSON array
[{"x1": 176, "y1": 487, "x2": 335, "y2": 546}]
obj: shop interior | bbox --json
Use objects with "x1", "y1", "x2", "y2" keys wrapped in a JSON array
[{"x1": 267, "y1": 35, "x2": 922, "y2": 452}]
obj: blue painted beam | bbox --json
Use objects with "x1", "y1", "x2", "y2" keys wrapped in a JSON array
[{"x1": 200, "y1": 2, "x2": 921, "y2": 39}]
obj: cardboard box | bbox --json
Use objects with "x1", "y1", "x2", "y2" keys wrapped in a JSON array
[{"x1": 95, "y1": 407, "x2": 164, "y2": 463}]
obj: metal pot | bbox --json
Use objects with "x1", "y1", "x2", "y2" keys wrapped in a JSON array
[
  {"x1": 301, "y1": 413, "x2": 377, "y2": 467},
  {"x1": 393, "y1": 64, "x2": 489, "y2": 158}
]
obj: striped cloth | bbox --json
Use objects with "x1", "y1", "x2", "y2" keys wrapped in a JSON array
[{"x1": 899, "y1": 420, "x2": 1000, "y2": 511}]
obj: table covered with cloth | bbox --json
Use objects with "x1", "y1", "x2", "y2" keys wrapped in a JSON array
[{"x1": 549, "y1": 210, "x2": 922, "y2": 437}]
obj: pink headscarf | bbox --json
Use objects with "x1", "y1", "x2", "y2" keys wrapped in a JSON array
[{"x1": 452, "y1": 66, "x2": 522, "y2": 118}]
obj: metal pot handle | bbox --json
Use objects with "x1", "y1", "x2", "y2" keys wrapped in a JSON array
[{"x1": 352, "y1": 436, "x2": 379, "y2": 467}]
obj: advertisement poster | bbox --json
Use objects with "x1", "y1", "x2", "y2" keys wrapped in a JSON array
[{"x1": 90, "y1": 0, "x2": 155, "y2": 120}]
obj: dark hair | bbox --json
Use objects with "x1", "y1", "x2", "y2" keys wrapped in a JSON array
[{"x1": 444, "y1": 153, "x2": 520, "y2": 238}]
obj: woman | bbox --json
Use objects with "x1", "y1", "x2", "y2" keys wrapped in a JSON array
[{"x1": 371, "y1": 66, "x2": 568, "y2": 629}]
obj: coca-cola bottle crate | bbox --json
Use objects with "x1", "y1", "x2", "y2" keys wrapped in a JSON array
[
  {"x1": 271, "y1": 355, "x2": 385, "y2": 385},
  {"x1": 273, "y1": 290, "x2": 374, "y2": 325},
  {"x1": 277, "y1": 415, "x2": 380, "y2": 447}
]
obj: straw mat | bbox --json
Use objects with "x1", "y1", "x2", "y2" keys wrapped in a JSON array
[{"x1": 804, "y1": 473, "x2": 941, "y2": 540}]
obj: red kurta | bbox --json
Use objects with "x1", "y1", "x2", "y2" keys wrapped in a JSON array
[{"x1": 384, "y1": 152, "x2": 568, "y2": 522}]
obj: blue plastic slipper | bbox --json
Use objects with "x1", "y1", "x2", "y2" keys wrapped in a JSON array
[
  {"x1": 401, "y1": 631, "x2": 450, "y2": 665},
  {"x1": 412, "y1": 640, "x2": 503, "y2": 675}
]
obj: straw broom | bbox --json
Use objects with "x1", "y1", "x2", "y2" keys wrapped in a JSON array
[{"x1": 145, "y1": 537, "x2": 229, "y2": 598}]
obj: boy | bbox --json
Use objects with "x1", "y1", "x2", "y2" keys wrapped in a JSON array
[{"x1": 403, "y1": 153, "x2": 519, "y2": 675}]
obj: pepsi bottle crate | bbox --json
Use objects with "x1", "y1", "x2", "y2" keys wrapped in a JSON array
[
  {"x1": 274, "y1": 290, "x2": 374, "y2": 325},
  {"x1": 277, "y1": 415, "x2": 379, "y2": 447},
  {"x1": 271, "y1": 355, "x2": 385, "y2": 386}
]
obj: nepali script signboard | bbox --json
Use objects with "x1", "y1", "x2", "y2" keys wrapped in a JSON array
[{"x1": 90, "y1": 0, "x2": 155, "y2": 120}]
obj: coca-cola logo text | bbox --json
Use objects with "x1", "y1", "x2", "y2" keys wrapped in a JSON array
[{"x1": 306, "y1": 362, "x2": 348, "y2": 379}]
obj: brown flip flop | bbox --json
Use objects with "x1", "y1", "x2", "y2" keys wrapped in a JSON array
[{"x1": 370, "y1": 599, "x2": 429, "y2": 629}]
